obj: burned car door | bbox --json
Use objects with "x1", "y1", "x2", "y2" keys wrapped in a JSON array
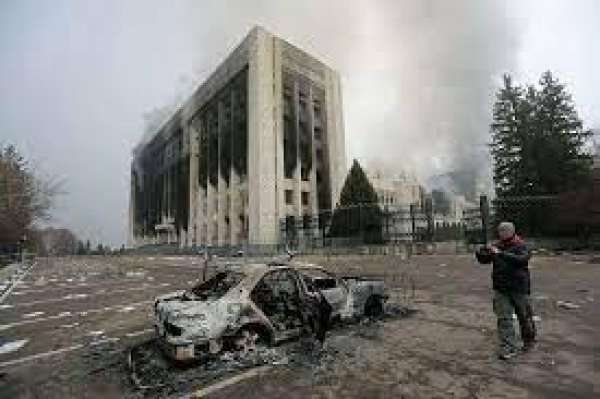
[
  {"x1": 300, "y1": 268, "x2": 348, "y2": 316},
  {"x1": 250, "y1": 270, "x2": 303, "y2": 340}
]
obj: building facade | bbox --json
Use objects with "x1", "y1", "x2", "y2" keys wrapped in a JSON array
[
  {"x1": 366, "y1": 170, "x2": 475, "y2": 241},
  {"x1": 365, "y1": 170, "x2": 425, "y2": 241},
  {"x1": 368, "y1": 170, "x2": 424, "y2": 208},
  {"x1": 129, "y1": 27, "x2": 346, "y2": 248}
]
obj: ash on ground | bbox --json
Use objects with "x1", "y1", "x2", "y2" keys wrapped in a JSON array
[{"x1": 120, "y1": 304, "x2": 416, "y2": 398}]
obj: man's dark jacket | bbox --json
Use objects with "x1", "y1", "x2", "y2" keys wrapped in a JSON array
[{"x1": 476, "y1": 235, "x2": 532, "y2": 294}]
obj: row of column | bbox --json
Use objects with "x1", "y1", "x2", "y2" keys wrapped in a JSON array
[
  {"x1": 280, "y1": 71, "x2": 324, "y2": 246},
  {"x1": 187, "y1": 110, "x2": 248, "y2": 247}
]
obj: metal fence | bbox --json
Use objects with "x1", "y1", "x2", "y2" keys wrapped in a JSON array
[
  {"x1": 0, "y1": 251, "x2": 36, "y2": 266},
  {"x1": 279, "y1": 192, "x2": 600, "y2": 251},
  {"x1": 278, "y1": 201, "x2": 466, "y2": 251},
  {"x1": 464, "y1": 194, "x2": 600, "y2": 248}
]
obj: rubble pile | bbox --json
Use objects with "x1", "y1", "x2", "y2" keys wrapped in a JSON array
[{"x1": 128, "y1": 339, "x2": 292, "y2": 396}]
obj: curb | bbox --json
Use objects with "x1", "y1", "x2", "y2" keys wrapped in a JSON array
[{"x1": 0, "y1": 262, "x2": 36, "y2": 304}]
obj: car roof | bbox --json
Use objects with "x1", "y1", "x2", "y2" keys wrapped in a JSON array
[
  {"x1": 220, "y1": 261, "x2": 324, "y2": 281},
  {"x1": 210, "y1": 260, "x2": 329, "y2": 294}
]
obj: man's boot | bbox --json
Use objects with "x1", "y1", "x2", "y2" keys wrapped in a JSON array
[{"x1": 521, "y1": 340, "x2": 537, "y2": 353}]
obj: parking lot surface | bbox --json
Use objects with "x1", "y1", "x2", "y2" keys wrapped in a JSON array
[{"x1": 0, "y1": 254, "x2": 598, "y2": 398}]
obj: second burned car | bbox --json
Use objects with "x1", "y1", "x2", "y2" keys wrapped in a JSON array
[{"x1": 153, "y1": 261, "x2": 387, "y2": 361}]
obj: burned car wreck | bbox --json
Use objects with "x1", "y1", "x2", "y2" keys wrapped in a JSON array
[{"x1": 154, "y1": 262, "x2": 387, "y2": 361}]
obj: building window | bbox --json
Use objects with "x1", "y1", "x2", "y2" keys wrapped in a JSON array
[
  {"x1": 301, "y1": 166, "x2": 309, "y2": 181},
  {"x1": 313, "y1": 102, "x2": 321, "y2": 119},
  {"x1": 314, "y1": 127, "x2": 322, "y2": 140},
  {"x1": 285, "y1": 189, "x2": 294, "y2": 205},
  {"x1": 301, "y1": 191, "x2": 309, "y2": 206}
]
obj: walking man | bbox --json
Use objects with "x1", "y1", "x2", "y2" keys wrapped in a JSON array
[{"x1": 476, "y1": 221, "x2": 537, "y2": 360}]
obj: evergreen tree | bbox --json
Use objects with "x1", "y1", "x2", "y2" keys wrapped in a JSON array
[
  {"x1": 337, "y1": 160, "x2": 379, "y2": 205},
  {"x1": 533, "y1": 71, "x2": 592, "y2": 193},
  {"x1": 328, "y1": 160, "x2": 383, "y2": 243},
  {"x1": 490, "y1": 72, "x2": 593, "y2": 236},
  {"x1": 490, "y1": 72, "x2": 592, "y2": 196},
  {"x1": 490, "y1": 74, "x2": 526, "y2": 196},
  {"x1": 517, "y1": 85, "x2": 540, "y2": 195}
]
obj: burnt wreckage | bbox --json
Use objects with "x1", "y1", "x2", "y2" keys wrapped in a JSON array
[{"x1": 154, "y1": 262, "x2": 387, "y2": 361}]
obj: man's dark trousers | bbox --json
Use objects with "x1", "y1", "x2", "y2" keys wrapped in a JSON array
[{"x1": 493, "y1": 290, "x2": 536, "y2": 353}]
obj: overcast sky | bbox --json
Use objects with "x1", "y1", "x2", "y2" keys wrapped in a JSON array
[{"x1": 1, "y1": 0, "x2": 598, "y2": 247}]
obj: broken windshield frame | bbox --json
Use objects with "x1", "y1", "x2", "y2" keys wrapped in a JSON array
[
  {"x1": 296, "y1": 268, "x2": 347, "y2": 292},
  {"x1": 187, "y1": 271, "x2": 245, "y2": 301}
]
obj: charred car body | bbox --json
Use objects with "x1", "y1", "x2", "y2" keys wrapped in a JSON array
[{"x1": 154, "y1": 262, "x2": 386, "y2": 361}]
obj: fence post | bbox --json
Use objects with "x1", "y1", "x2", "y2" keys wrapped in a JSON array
[
  {"x1": 425, "y1": 197, "x2": 434, "y2": 242},
  {"x1": 203, "y1": 247, "x2": 209, "y2": 282},
  {"x1": 410, "y1": 204, "x2": 416, "y2": 242},
  {"x1": 359, "y1": 203, "x2": 364, "y2": 244},
  {"x1": 321, "y1": 211, "x2": 325, "y2": 249},
  {"x1": 385, "y1": 205, "x2": 390, "y2": 243},
  {"x1": 279, "y1": 218, "x2": 286, "y2": 253},
  {"x1": 480, "y1": 195, "x2": 490, "y2": 245}
]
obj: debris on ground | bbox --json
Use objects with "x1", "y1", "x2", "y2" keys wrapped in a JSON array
[
  {"x1": 126, "y1": 306, "x2": 416, "y2": 397},
  {"x1": 125, "y1": 271, "x2": 146, "y2": 278},
  {"x1": 128, "y1": 338, "x2": 293, "y2": 395},
  {"x1": 0, "y1": 338, "x2": 29, "y2": 355},
  {"x1": 556, "y1": 300, "x2": 580, "y2": 310}
]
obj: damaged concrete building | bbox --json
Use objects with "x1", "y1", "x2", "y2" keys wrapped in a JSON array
[{"x1": 129, "y1": 26, "x2": 346, "y2": 250}]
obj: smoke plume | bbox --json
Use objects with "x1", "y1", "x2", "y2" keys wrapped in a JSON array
[{"x1": 343, "y1": 0, "x2": 522, "y2": 199}]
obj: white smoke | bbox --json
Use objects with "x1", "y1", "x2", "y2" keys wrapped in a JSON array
[{"x1": 342, "y1": 0, "x2": 523, "y2": 199}]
